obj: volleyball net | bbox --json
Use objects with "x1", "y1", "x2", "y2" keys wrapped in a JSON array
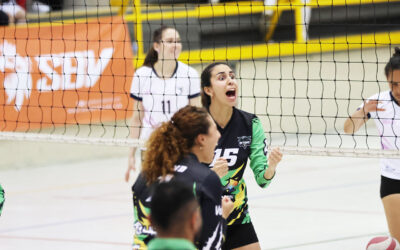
[{"x1": 0, "y1": 0, "x2": 400, "y2": 158}]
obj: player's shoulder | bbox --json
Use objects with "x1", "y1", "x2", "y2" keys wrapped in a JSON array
[
  {"x1": 176, "y1": 155, "x2": 212, "y2": 181},
  {"x1": 135, "y1": 66, "x2": 153, "y2": 76},
  {"x1": 177, "y1": 61, "x2": 199, "y2": 76},
  {"x1": 368, "y1": 90, "x2": 390, "y2": 101},
  {"x1": 132, "y1": 173, "x2": 148, "y2": 193},
  {"x1": 234, "y1": 108, "x2": 257, "y2": 124}
]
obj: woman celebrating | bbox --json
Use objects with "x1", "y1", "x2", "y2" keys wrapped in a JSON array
[
  {"x1": 201, "y1": 62, "x2": 283, "y2": 250},
  {"x1": 344, "y1": 47, "x2": 400, "y2": 243},
  {"x1": 125, "y1": 26, "x2": 201, "y2": 181},
  {"x1": 132, "y1": 105, "x2": 233, "y2": 250}
]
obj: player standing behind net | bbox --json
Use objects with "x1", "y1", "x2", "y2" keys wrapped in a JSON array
[
  {"x1": 131, "y1": 105, "x2": 234, "y2": 250},
  {"x1": 125, "y1": 26, "x2": 201, "y2": 181},
  {"x1": 344, "y1": 47, "x2": 400, "y2": 243},
  {"x1": 201, "y1": 63, "x2": 283, "y2": 250}
]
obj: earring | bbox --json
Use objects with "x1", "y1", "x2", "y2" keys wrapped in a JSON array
[{"x1": 200, "y1": 146, "x2": 203, "y2": 150}]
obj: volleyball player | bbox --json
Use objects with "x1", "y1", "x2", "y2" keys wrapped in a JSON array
[
  {"x1": 344, "y1": 47, "x2": 400, "y2": 243},
  {"x1": 125, "y1": 26, "x2": 201, "y2": 182},
  {"x1": 131, "y1": 106, "x2": 234, "y2": 250},
  {"x1": 201, "y1": 62, "x2": 283, "y2": 250}
]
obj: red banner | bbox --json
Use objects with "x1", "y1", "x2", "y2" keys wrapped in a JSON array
[{"x1": 0, "y1": 16, "x2": 134, "y2": 131}]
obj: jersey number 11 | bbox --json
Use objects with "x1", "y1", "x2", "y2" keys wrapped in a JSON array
[{"x1": 162, "y1": 100, "x2": 171, "y2": 114}]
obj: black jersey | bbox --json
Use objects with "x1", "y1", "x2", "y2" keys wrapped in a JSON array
[
  {"x1": 209, "y1": 107, "x2": 273, "y2": 226},
  {"x1": 132, "y1": 153, "x2": 226, "y2": 250}
]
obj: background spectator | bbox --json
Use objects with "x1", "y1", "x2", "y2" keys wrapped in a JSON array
[{"x1": 0, "y1": 0, "x2": 25, "y2": 23}]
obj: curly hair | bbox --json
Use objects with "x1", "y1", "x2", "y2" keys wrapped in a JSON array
[{"x1": 142, "y1": 105, "x2": 211, "y2": 184}]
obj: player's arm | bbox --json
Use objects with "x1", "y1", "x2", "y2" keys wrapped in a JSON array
[
  {"x1": 125, "y1": 99, "x2": 144, "y2": 182},
  {"x1": 132, "y1": 175, "x2": 154, "y2": 248},
  {"x1": 250, "y1": 118, "x2": 282, "y2": 188},
  {"x1": 343, "y1": 100, "x2": 384, "y2": 134},
  {"x1": 198, "y1": 173, "x2": 227, "y2": 250},
  {"x1": 126, "y1": 71, "x2": 145, "y2": 182}
]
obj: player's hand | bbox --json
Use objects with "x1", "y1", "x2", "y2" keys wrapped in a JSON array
[
  {"x1": 211, "y1": 158, "x2": 229, "y2": 178},
  {"x1": 268, "y1": 147, "x2": 282, "y2": 170},
  {"x1": 221, "y1": 196, "x2": 234, "y2": 219},
  {"x1": 363, "y1": 100, "x2": 386, "y2": 114},
  {"x1": 125, "y1": 154, "x2": 136, "y2": 182}
]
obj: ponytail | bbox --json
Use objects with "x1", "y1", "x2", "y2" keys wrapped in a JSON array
[
  {"x1": 143, "y1": 25, "x2": 171, "y2": 67},
  {"x1": 143, "y1": 47, "x2": 159, "y2": 67},
  {"x1": 142, "y1": 106, "x2": 211, "y2": 184},
  {"x1": 142, "y1": 121, "x2": 188, "y2": 184},
  {"x1": 385, "y1": 47, "x2": 400, "y2": 78}
]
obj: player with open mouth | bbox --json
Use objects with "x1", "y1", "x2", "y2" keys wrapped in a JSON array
[{"x1": 201, "y1": 62, "x2": 283, "y2": 250}]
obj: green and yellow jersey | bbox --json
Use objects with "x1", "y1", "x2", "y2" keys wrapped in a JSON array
[
  {"x1": 209, "y1": 107, "x2": 273, "y2": 226},
  {"x1": 131, "y1": 154, "x2": 226, "y2": 250}
]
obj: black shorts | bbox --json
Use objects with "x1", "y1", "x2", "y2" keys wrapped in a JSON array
[
  {"x1": 380, "y1": 175, "x2": 400, "y2": 198},
  {"x1": 222, "y1": 222, "x2": 258, "y2": 250}
]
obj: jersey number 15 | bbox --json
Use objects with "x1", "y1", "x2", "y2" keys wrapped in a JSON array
[{"x1": 210, "y1": 148, "x2": 239, "y2": 167}]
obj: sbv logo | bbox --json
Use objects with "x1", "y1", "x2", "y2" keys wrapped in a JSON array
[{"x1": 0, "y1": 40, "x2": 32, "y2": 111}]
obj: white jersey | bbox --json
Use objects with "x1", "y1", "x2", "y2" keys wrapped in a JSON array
[
  {"x1": 130, "y1": 61, "x2": 200, "y2": 141},
  {"x1": 361, "y1": 90, "x2": 400, "y2": 180}
]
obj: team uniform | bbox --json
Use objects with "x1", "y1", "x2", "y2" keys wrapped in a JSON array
[
  {"x1": 208, "y1": 107, "x2": 273, "y2": 249},
  {"x1": 132, "y1": 153, "x2": 226, "y2": 250},
  {"x1": 148, "y1": 238, "x2": 197, "y2": 250},
  {"x1": 0, "y1": 184, "x2": 4, "y2": 216},
  {"x1": 360, "y1": 90, "x2": 400, "y2": 197},
  {"x1": 130, "y1": 61, "x2": 200, "y2": 141}
]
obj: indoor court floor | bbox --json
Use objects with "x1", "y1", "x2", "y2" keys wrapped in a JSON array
[{"x1": 0, "y1": 154, "x2": 389, "y2": 250}]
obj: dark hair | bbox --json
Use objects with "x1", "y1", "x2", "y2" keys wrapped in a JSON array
[
  {"x1": 200, "y1": 62, "x2": 231, "y2": 109},
  {"x1": 150, "y1": 181, "x2": 197, "y2": 231},
  {"x1": 142, "y1": 105, "x2": 211, "y2": 184},
  {"x1": 385, "y1": 47, "x2": 400, "y2": 78},
  {"x1": 0, "y1": 10, "x2": 9, "y2": 26},
  {"x1": 143, "y1": 26, "x2": 172, "y2": 67}
]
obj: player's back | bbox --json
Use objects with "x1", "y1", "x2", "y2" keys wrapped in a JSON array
[{"x1": 131, "y1": 153, "x2": 224, "y2": 250}]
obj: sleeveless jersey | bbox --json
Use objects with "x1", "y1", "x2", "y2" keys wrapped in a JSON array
[
  {"x1": 130, "y1": 61, "x2": 200, "y2": 141},
  {"x1": 209, "y1": 107, "x2": 273, "y2": 226},
  {"x1": 132, "y1": 154, "x2": 226, "y2": 250}
]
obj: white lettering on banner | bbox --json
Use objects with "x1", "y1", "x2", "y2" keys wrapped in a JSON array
[
  {"x1": 0, "y1": 41, "x2": 32, "y2": 111},
  {"x1": 0, "y1": 39, "x2": 115, "y2": 112},
  {"x1": 35, "y1": 47, "x2": 114, "y2": 92},
  {"x1": 67, "y1": 96, "x2": 123, "y2": 114}
]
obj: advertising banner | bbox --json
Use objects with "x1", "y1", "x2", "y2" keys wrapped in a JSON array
[{"x1": 0, "y1": 16, "x2": 134, "y2": 131}]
